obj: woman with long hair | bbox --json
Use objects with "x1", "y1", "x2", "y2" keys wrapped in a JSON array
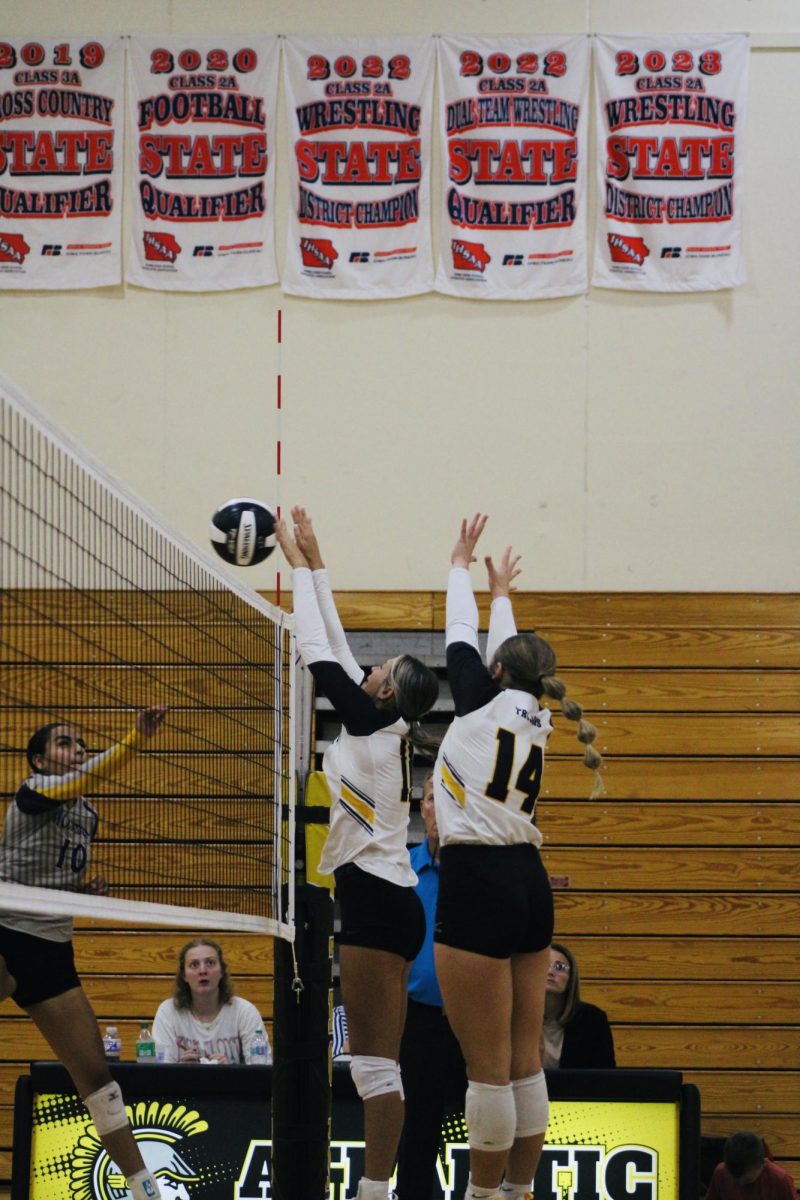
[
  {"x1": 543, "y1": 942, "x2": 615, "y2": 1069},
  {"x1": 153, "y1": 937, "x2": 270, "y2": 1064},
  {"x1": 0, "y1": 706, "x2": 168, "y2": 1200},
  {"x1": 433, "y1": 515, "x2": 602, "y2": 1200},
  {"x1": 276, "y1": 507, "x2": 439, "y2": 1200}
]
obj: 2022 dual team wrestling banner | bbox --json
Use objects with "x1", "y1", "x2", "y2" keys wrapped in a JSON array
[
  {"x1": 282, "y1": 37, "x2": 435, "y2": 299},
  {"x1": 436, "y1": 36, "x2": 589, "y2": 299},
  {"x1": 126, "y1": 36, "x2": 280, "y2": 290},
  {"x1": 0, "y1": 36, "x2": 124, "y2": 288},
  {"x1": 593, "y1": 34, "x2": 748, "y2": 291}
]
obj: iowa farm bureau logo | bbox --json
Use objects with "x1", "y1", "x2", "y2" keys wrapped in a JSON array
[
  {"x1": 607, "y1": 232, "x2": 649, "y2": 267},
  {"x1": 0, "y1": 232, "x2": 30, "y2": 264}
]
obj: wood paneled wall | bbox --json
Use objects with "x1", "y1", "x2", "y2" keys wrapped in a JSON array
[
  {"x1": 318, "y1": 591, "x2": 800, "y2": 1179},
  {"x1": 0, "y1": 589, "x2": 797, "y2": 1183}
]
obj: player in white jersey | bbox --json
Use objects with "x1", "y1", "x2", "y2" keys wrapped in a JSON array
[
  {"x1": 0, "y1": 706, "x2": 167, "y2": 1200},
  {"x1": 434, "y1": 516, "x2": 602, "y2": 1200},
  {"x1": 276, "y1": 508, "x2": 439, "y2": 1200}
]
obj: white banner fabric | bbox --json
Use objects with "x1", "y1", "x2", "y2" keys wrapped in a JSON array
[
  {"x1": 435, "y1": 35, "x2": 589, "y2": 300},
  {"x1": 282, "y1": 37, "x2": 435, "y2": 299},
  {"x1": 0, "y1": 35, "x2": 123, "y2": 289},
  {"x1": 592, "y1": 33, "x2": 748, "y2": 291},
  {"x1": 126, "y1": 36, "x2": 279, "y2": 291}
]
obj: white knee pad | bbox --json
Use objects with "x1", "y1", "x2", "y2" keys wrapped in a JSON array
[
  {"x1": 350, "y1": 1055, "x2": 401, "y2": 1101},
  {"x1": 513, "y1": 1071, "x2": 550, "y2": 1136},
  {"x1": 395, "y1": 1062, "x2": 404, "y2": 1101},
  {"x1": 84, "y1": 1082, "x2": 129, "y2": 1136},
  {"x1": 464, "y1": 1080, "x2": 516, "y2": 1152}
]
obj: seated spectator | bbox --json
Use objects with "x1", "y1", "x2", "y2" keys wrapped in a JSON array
[
  {"x1": 706, "y1": 1132, "x2": 798, "y2": 1200},
  {"x1": 542, "y1": 941, "x2": 615, "y2": 1069},
  {"x1": 153, "y1": 938, "x2": 270, "y2": 1064}
]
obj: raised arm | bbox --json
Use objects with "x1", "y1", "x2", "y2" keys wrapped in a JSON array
[
  {"x1": 291, "y1": 506, "x2": 363, "y2": 684},
  {"x1": 276, "y1": 518, "x2": 388, "y2": 734},
  {"x1": 446, "y1": 514, "x2": 488, "y2": 651},
  {"x1": 485, "y1": 546, "x2": 521, "y2": 665},
  {"x1": 23, "y1": 706, "x2": 168, "y2": 805}
]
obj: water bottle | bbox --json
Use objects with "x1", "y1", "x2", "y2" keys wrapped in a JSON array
[
  {"x1": 135, "y1": 1022, "x2": 156, "y2": 1064},
  {"x1": 103, "y1": 1026, "x2": 121, "y2": 1062},
  {"x1": 249, "y1": 1028, "x2": 269, "y2": 1065}
]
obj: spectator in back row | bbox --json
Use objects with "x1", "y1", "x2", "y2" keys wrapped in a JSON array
[
  {"x1": 706, "y1": 1132, "x2": 798, "y2": 1200},
  {"x1": 542, "y1": 941, "x2": 616, "y2": 1069},
  {"x1": 153, "y1": 938, "x2": 270, "y2": 1064}
]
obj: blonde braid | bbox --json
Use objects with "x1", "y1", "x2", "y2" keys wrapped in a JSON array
[{"x1": 540, "y1": 674, "x2": 605, "y2": 797}]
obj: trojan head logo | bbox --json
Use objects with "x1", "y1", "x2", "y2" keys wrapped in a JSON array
[
  {"x1": 451, "y1": 239, "x2": 490, "y2": 272},
  {"x1": 71, "y1": 1100, "x2": 208, "y2": 1200},
  {"x1": 0, "y1": 233, "x2": 31, "y2": 264},
  {"x1": 607, "y1": 233, "x2": 649, "y2": 267},
  {"x1": 300, "y1": 238, "x2": 338, "y2": 269},
  {"x1": 143, "y1": 232, "x2": 181, "y2": 263}
]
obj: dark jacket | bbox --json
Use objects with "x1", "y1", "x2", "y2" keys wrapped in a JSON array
[{"x1": 559, "y1": 1001, "x2": 616, "y2": 1068}]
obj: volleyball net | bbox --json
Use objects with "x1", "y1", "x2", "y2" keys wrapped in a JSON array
[{"x1": 0, "y1": 369, "x2": 302, "y2": 939}]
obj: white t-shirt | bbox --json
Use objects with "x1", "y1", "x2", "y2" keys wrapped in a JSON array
[{"x1": 152, "y1": 996, "x2": 271, "y2": 1064}]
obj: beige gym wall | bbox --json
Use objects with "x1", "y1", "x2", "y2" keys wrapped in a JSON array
[{"x1": 0, "y1": 1, "x2": 797, "y2": 590}]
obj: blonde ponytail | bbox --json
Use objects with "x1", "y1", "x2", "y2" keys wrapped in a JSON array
[{"x1": 540, "y1": 674, "x2": 605, "y2": 797}]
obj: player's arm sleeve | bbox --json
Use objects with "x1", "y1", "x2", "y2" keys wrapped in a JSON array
[
  {"x1": 17, "y1": 731, "x2": 144, "y2": 811},
  {"x1": 486, "y1": 596, "x2": 518, "y2": 666},
  {"x1": 309, "y1": 661, "x2": 393, "y2": 736},
  {"x1": 311, "y1": 569, "x2": 364, "y2": 684},
  {"x1": 292, "y1": 567, "x2": 337, "y2": 667},
  {"x1": 445, "y1": 567, "x2": 480, "y2": 651},
  {"x1": 447, "y1": 642, "x2": 499, "y2": 717},
  {"x1": 152, "y1": 1002, "x2": 179, "y2": 1064}
]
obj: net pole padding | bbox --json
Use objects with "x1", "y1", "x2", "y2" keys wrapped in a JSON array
[
  {"x1": 272, "y1": 883, "x2": 333, "y2": 1200},
  {"x1": 271, "y1": 754, "x2": 334, "y2": 1198}
]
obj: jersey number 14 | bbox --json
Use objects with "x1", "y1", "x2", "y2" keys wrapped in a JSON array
[{"x1": 485, "y1": 729, "x2": 543, "y2": 815}]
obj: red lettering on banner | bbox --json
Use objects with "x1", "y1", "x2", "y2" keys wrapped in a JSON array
[{"x1": 605, "y1": 135, "x2": 734, "y2": 181}]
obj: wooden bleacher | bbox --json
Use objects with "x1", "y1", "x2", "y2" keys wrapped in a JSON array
[{"x1": 0, "y1": 589, "x2": 796, "y2": 1183}]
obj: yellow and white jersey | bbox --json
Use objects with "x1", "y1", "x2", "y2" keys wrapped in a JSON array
[
  {"x1": 436, "y1": 682, "x2": 552, "y2": 847},
  {"x1": 318, "y1": 717, "x2": 416, "y2": 887}
]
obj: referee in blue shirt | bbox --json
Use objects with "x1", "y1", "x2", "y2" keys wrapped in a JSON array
[{"x1": 396, "y1": 774, "x2": 467, "y2": 1199}]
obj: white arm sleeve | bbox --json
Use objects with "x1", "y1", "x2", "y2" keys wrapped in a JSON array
[
  {"x1": 312, "y1": 569, "x2": 363, "y2": 684},
  {"x1": 446, "y1": 567, "x2": 480, "y2": 651},
  {"x1": 292, "y1": 568, "x2": 336, "y2": 666},
  {"x1": 486, "y1": 596, "x2": 518, "y2": 665}
]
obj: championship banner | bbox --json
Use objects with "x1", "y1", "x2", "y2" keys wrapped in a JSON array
[
  {"x1": 435, "y1": 36, "x2": 589, "y2": 300},
  {"x1": 126, "y1": 35, "x2": 279, "y2": 291},
  {"x1": 282, "y1": 36, "x2": 435, "y2": 299},
  {"x1": 0, "y1": 35, "x2": 123, "y2": 289},
  {"x1": 592, "y1": 33, "x2": 749, "y2": 291}
]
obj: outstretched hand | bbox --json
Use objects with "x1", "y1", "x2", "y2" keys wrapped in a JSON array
[
  {"x1": 451, "y1": 514, "x2": 489, "y2": 568},
  {"x1": 291, "y1": 506, "x2": 324, "y2": 570},
  {"x1": 275, "y1": 517, "x2": 310, "y2": 570},
  {"x1": 136, "y1": 705, "x2": 168, "y2": 737},
  {"x1": 485, "y1": 547, "x2": 522, "y2": 599}
]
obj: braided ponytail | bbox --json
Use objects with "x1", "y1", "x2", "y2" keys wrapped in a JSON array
[
  {"x1": 540, "y1": 674, "x2": 605, "y2": 795},
  {"x1": 494, "y1": 634, "x2": 605, "y2": 798}
]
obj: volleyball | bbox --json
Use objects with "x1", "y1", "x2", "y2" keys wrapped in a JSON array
[{"x1": 209, "y1": 498, "x2": 276, "y2": 567}]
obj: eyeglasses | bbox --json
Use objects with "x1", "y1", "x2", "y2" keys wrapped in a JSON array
[{"x1": 551, "y1": 960, "x2": 571, "y2": 974}]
